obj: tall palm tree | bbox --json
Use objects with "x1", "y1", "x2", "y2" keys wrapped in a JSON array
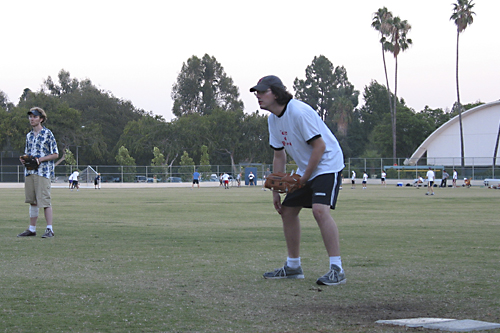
[
  {"x1": 372, "y1": 7, "x2": 394, "y2": 120},
  {"x1": 451, "y1": 0, "x2": 475, "y2": 176},
  {"x1": 387, "y1": 16, "x2": 412, "y2": 162}
]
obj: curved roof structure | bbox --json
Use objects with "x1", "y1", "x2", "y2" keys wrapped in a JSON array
[{"x1": 408, "y1": 100, "x2": 500, "y2": 166}]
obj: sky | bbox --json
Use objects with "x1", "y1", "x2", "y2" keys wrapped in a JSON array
[{"x1": 1, "y1": 0, "x2": 499, "y2": 121}]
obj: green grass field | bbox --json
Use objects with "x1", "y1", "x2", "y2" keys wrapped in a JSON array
[{"x1": 1, "y1": 184, "x2": 499, "y2": 332}]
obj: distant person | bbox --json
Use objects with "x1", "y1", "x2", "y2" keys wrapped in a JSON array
[
  {"x1": 381, "y1": 170, "x2": 387, "y2": 187},
  {"x1": 236, "y1": 173, "x2": 241, "y2": 187},
  {"x1": 440, "y1": 170, "x2": 449, "y2": 188},
  {"x1": 222, "y1": 172, "x2": 230, "y2": 189},
  {"x1": 68, "y1": 172, "x2": 74, "y2": 189},
  {"x1": 94, "y1": 173, "x2": 101, "y2": 189},
  {"x1": 262, "y1": 168, "x2": 271, "y2": 190},
  {"x1": 70, "y1": 170, "x2": 80, "y2": 191},
  {"x1": 426, "y1": 167, "x2": 435, "y2": 195},
  {"x1": 219, "y1": 173, "x2": 223, "y2": 187},
  {"x1": 452, "y1": 169, "x2": 458, "y2": 188},
  {"x1": 192, "y1": 170, "x2": 200, "y2": 189},
  {"x1": 17, "y1": 107, "x2": 59, "y2": 238},
  {"x1": 248, "y1": 171, "x2": 255, "y2": 186},
  {"x1": 362, "y1": 171, "x2": 368, "y2": 189},
  {"x1": 351, "y1": 170, "x2": 356, "y2": 189},
  {"x1": 414, "y1": 176, "x2": 424, "y2": 187}
]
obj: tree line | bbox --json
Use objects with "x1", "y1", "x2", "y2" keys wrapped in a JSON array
[{"x1": 0, "y1": 2, "x2": 480, "y2": 171}]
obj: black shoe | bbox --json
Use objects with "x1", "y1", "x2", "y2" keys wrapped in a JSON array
[
  {"x1": 17, "y1": 229, "x2": 36, "y2": 237},
  {"x1": 41, "y1": 228, "x2": 54, "y2": 238}
]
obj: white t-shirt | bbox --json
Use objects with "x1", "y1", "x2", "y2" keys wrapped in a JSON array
[
  {"x1": 70, "y1": 171, "x2": 79, "y2": 181},
  {"x1": 222, "y1": 173, "x2": 229, "y2": 181},
  {"x1": 363, "y1": 173, "x2": 368, "y2": 181},
  {"x1": 268, "y1": 99, "x2": 344, "y2": 180},
  {"x1": 381, "y1": 171, "x2": 386, "y2": 179},
  {"x1": 351, "y1": 171, "x2": 356, "y2": 180},
  {"x1": 453, "y1": 171, "x2": 458, "y2": 180},
  {"x1": 426, "y1": 170, "x2": 435, "y2": 181}
]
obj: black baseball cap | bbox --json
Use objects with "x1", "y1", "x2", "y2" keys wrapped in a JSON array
[
  {"x1": 250, "y1": 75, "x2": 285, "y2": 92},
  {"x1": 27, "y1": 109, "x2": 42, "y2": 117}
]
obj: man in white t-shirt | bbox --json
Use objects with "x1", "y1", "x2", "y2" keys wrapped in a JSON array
[
  {"x1": 250, "y1": 75, "x2": 345, "y2": 286},
  {"x1": 426, "y1": 167, "x2": 435, "y2": 195},
  {"x1": 362, "y1": 171, "x2": 368, "y2": 189},
  {"x1": 381, "y1": 170, "x2": 387, "y2": 187},
  {"x1": 222, "y1": 172, "x2": 230, "y2": 189},
  {"x1": 351, "y1": 170, "x2": 356, "y2": 189},
  {"x1": 452, "y1": 169, "x2": 458, "y2": 188}
]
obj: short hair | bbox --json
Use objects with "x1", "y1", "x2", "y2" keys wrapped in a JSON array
[
  {"x1": 30, "y1": 107, "x2": 47, "y2": 123},
  {"x1": 270, "y1": 85, "x2": 293, "y2": 106}
]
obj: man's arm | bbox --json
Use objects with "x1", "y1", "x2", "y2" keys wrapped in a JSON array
[
  {"x1": 272, "y1": 149, "x2": 287, "y2": 214},
  {"x1": 39, "y1": 153, "x2": 59, "y2": 163},
  {"x1": 273, "y1": 148, "x2": 286, "y2": 173},
  {"x1": 300, "y1": 137, "x2": 326, "y2": 185}
]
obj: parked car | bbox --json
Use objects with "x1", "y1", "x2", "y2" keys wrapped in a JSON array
[
  {"x1": 135, "y1": 176, "x2": 147, "y2": 183},
  {"x1": 101, "y1": 176, "x2": 120, "y2": 183},
  {"x1": 209, "y1": 174, "x2": 219, "y2": 182},
  {"x1": 167, "y1": 177, "x2": 182, "y2": 183}
]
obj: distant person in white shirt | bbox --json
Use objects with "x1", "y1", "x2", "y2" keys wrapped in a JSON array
[
  {"x1": 452, "y1": 169, "x2": 458, "y2": 188},
  {"x1": 362, "y1": 171, "x2": 368, "y2": 189},
  {"x1": 351, "y1": 171, "x2": 356, "y2": 189},
  {"x1": 426, "y1": 167, "x2": 435, "y2": 195},
  {"x1": 381, "y1": 170, "x2": 387, "y2": 187}
]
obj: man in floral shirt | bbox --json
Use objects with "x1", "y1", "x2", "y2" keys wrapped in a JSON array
[{"x1": 17, "y1": 107, "x2": 59, "y2": 238}]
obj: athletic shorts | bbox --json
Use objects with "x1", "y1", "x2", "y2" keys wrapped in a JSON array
[
  {"x1": 282, "y1": 172, "x2": 342, "y2": 209},
  {"x1": 25, "y1": 174, "x2": 52, "y2": 208},
  {"x1": 193, "y1": 179, "x2": 199, "y2": 184},
  {"x1": 351, "y1": 180, "x2": 355, "y2": 184}
]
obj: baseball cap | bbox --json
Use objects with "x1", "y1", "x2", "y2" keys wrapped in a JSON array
[
  {"x1": 250, "y1": 75, "x2": 285, "y2": 92},
  {"x1": 27, "y1": 108, "x2": 42, "y2": 117}
]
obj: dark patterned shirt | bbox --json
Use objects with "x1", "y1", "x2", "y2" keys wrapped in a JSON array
[{"x1": 25, "y1": 127, "x2": 58, "y2": 179}]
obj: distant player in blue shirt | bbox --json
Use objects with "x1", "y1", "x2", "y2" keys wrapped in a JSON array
[{"x1": 192, "y1": 170, "x2": 200, "y2": 189}]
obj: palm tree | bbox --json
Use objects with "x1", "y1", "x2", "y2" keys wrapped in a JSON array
[
  {"x1": 371, "y1": 7, "x2": 394, "y2": 121},
  {"x1": 451, "y1": 0, "x2": 475, "y2": 176},
  {"x1": 387, "y1": 16, "x2": 412, "y2": 162}
]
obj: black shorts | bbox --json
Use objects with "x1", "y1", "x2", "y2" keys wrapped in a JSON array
[
  {"x1": 282, "y1": 172, "x2": 342, "y2": 209},
  {"x1": 193, "y1": 179, "x2": 199, "y2": 184}
]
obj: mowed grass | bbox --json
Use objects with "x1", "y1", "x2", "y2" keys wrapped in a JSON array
[{"x1": 1, "y1": 183, "x2": 499, "y2": 332}]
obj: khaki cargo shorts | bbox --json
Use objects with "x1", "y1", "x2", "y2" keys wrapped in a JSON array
[{"x1": 25, "y1": 174, "x2": 52, "y2": 208}]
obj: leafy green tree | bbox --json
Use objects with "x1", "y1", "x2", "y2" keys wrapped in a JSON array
[
  {"x1": 0, "y1": 90, "x2": 14, "y2": 111},
  {"x1": 115, "y1": 146, "x2": 136, "y2": 182},
  {"x1": 171, "y1": 54, "x2": 244, "y2": 117},
  {"x1": 179, "y1": 151, "x2": 195, "y2": 181},
  {"x1": 151, "y1": 146, "x2": 166, "y2": 180},
  {"x1": 386, "y1": 15, "x2": 413, "y2": 161},
  {"x1": 198, "y1": 145, "x2": 211, "y2": 180},
  {"x1": 371, "y1": 104, "x2": 432, "y2": 158},
  {"x1": 293, "y1": 55, "x2": 358, "y2": 127},
  {"x1": 65, "y1": 148, "x2": 76, "y2": 165},
  {"x1": 418, "y1": 106, "x2": 452, "y2": 129},
  {"x1": 238, "y1": 110, "x2": 272, "y2": 165},
  {"x1": 451, "y1": 0, "x2": 476, "y2": 174}
]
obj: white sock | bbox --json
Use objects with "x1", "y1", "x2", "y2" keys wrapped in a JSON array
[
  {"x1": 329, "y1": 256, "x2": 343, "y2": 272},
  {"x1": 46, "y1": 225, "x2": 53, "y2": 231},
  {"x1": 29, "y1": 225, "x2": 36, "y2": 232},
  {"x1": 287, "y1": 257, "x2": 301, "y2": 269}
]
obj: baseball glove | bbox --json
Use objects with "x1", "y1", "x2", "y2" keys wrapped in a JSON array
[
  {"x1": 20, "y1": 154, "x2": 40, "y2": 170},
  {"x1": 264, "y1": 172, "x2": 303, "y2": 193}
]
